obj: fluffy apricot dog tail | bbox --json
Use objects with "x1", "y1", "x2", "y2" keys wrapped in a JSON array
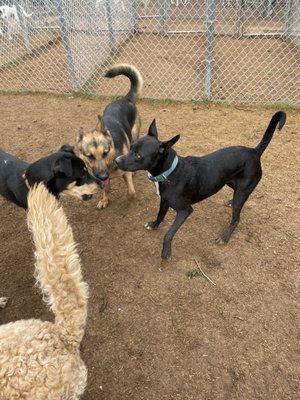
[{"x1": 27, "y1": 183, "x2": 89, "y2": 347}]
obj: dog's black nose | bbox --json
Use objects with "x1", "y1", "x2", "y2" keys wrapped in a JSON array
[
  {"x1": 82, "y1": 194, "x2": 92, "y2": 201},
  {"x1": 97, "y1": 171, "x2": 109, "y2": 181}
]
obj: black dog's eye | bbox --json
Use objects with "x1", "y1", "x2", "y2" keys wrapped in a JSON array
[{"x1": 135, "y1": 153, "x2": 141, "y2": 160}]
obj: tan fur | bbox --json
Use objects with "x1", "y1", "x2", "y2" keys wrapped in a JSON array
[
  {"x1": 0, "y1": 184, "x2": 88, "y2": 399},
  {"x1": 123, "y1": 171, "x2": 136, "y2": 200},
  {"x1": 62, "y1": 181, "x2": 99, "y2": 200},
  {"x1": 75, "y1": 129, "x2": 116, "y2": 177},
  {"x1": 75, "y1": 124, "x2": 137, "y2": 208},
  {"x1": 131, "y1": 113, "x2": 141, "y2": 141}
]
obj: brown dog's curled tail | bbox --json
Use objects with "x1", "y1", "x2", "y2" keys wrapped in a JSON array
[
  {"x1": 105, "y1": 64, "x2": 143, "y2": 99},
  {"x1": 255, "y1": 111, "x2": 286, "y2": 156},
  {"x1": 27, "y1": 183, "x2": 89, "y2": 348}
]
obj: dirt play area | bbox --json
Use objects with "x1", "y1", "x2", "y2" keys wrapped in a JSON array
[{"x1": 0, "y1": 93, "x2": 299, "y2": 400}]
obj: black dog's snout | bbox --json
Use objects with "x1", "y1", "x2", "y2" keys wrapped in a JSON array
[
  {"x1": 82, "y1": 194, "x2": 92, "y2": 201},
  {"x1": 115, "y1": 156, "x2": 122, "y2": 167}
]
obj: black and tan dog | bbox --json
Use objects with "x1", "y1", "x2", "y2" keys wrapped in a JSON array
[
  {"x1": 74, "y1": 64, "x2": 143, "y2": 209},
  {"x1": 116, "y1": 112, "x2": 286, "y2": 260},
  {"x1": 0, "y1": 145, "x2": 98, "y2": 209}
]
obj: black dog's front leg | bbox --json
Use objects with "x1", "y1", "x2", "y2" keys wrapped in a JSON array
[
  {"x1": 161, "y1": 206, "x2": 193, "y2": 260},
  {"x1": 145, "y1": 198, "x2": 169, "y2": 230}
]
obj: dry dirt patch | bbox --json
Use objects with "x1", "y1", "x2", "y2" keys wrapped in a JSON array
[{"x1": 0, "y1": 93, "x2": 299, "y2": 400}]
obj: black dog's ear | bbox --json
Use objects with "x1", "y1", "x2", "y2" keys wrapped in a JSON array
[
  {"x1": 59, "y1": 144, "x2": 74, "y2": 153},
  {"x1": 159, "y1": 134, "x2": 180, "y2": 153},
  {"x1": 77, "y1": 127, "x2": 84, "y2": 143},
  {"x1": 148, "y1": 119, "x2": 158, "y2": 138},
  {"x1": 53, "y1": 156, "x2": 73, "y2": 177}
]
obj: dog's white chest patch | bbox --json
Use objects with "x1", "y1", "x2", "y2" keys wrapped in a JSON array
[
  {"x1": 148, "y1": 173, "x2": 160, "y2": 197},
  {"x1": 154, "y1": 181, "x2": 160, "y2": 196}
]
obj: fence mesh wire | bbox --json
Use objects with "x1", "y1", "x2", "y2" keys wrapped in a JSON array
[{"x1": 0, "y1": 0, "x2": 299, "y2": 104}]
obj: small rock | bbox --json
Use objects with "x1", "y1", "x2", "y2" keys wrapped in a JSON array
[
  {"x1": 0, "y1": 297, "x2": 9, "y2": 309},
  {"x1": 99, "y1": 296, "x2": 107, "y2": 313}
]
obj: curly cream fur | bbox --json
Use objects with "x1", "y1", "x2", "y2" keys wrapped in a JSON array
[{"x1": 0, "y1": 184, "x2": 88, "y2": 399}]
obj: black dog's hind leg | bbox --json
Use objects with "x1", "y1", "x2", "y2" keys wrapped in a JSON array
[
  {"x1": 162, "y1": 206, "x2": 193, "y2": 260},
  {"x1": 224, "y1": 181, "x2": 235, "y2": 207},
  {"x1": 217, "y1": 179, "x2": 260, "y2": 245},
  {"x1": 146, "y1": 198, "x2": 169, "y2": 230}
]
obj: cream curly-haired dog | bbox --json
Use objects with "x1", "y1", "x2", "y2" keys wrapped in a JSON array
[{"x1": 0, "y1": 183, "x2": 89, "y2": 399}]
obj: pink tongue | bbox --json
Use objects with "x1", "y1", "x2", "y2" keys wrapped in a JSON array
[{"x1": 103, "y1": 178, "x2": 110, "y2": 187}]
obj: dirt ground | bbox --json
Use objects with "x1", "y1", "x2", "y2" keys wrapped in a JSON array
[{"x1": 0, "y1": 93, "x2": 299, "y2": 400}]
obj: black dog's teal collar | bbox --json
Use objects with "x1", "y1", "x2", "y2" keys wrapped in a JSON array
[{"x1": 148, "y1": 156, "x2": 179, "y2": 183}]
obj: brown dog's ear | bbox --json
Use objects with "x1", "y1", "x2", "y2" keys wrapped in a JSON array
[
  {"x1": 95, "y1": 115, "x2": 110, "y2": 136},
  {"x1": 148, "y1": 119, "x2": 158, "y2": 138},
  {"x1": 159, "y1": 134, "x2": 180, "y2": 153},
  {"x1": 53, "y1": 156, "x2": 73, "y2": 177},
  {"x1": 77, "y1": 127, "x2": 84, "y2": 143}
]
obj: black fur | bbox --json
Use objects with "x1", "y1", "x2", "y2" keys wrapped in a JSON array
[
  {"x1": 116, "y1": 112, "x2": 286, "y2": 260},
  {"x1": 0, "y1": 146, "x2": 95, "y2": 209}
]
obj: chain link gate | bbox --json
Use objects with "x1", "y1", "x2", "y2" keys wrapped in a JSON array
[{"x1": 0, "y1": 0, "x2": 299, "y2": 104}]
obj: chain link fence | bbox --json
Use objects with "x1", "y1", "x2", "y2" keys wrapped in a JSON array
[{"x1": 0, "y1": 0, "x2": 299, "y2": 104}]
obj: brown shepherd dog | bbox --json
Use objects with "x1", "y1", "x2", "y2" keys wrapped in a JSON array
[{"x1": 74, "y1": 64, "x2": 143, "y2": 209}]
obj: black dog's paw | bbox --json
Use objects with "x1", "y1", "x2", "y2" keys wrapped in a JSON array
[
  {"x1": 145, "y1": 221, "x2": 158, "y2": 230},
  {"x1": 216, "y1": 237, "x2": 226, "y2": 245},
  {"x1": 216, "y1": 232, "x2": 231, "y2": 245}
]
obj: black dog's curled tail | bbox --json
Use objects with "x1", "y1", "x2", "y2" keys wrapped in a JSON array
[
  {"x1": 255, "y1": 111, "x2": 286, "y2": 156},
  {"x1": 105, "y1": 64, "x2": 143, "y2": 100}
]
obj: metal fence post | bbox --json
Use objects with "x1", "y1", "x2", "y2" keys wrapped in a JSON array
[
  {"x1": 14, "y1": 2, "x2": 31, "y2": 54},
  {"x1": 204, "y1": 0, "x2": 216, "y2": 99},
  {"x1": 130, "y1": 0, "x2": 139, "y2": 34},
  {"x1": 105, "y1": 0, "x2": 116, "y2": 50},
  {"x1": 284, "y1": 0, "x2": 295, "y2": 35},
  {"x1": 265, "y1": 0, "x2": 274, "y2": 19},
  {"x1": 159, "y1": 0, "x2": 170, "y2": 34},
  {"x1": 235, "y1": 0, "x2": 245, "y2": 36},
  {"x1": 53, "y1": 0, "x2": 79, "y2": 91}
]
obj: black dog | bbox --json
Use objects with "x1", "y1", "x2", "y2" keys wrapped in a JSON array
[
  {"x1": 0, "y1": 145, "x2": 98, "y2": 209},
  {"x1": 116, "y1": 112, "x2": 286, "y2": 260}
]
